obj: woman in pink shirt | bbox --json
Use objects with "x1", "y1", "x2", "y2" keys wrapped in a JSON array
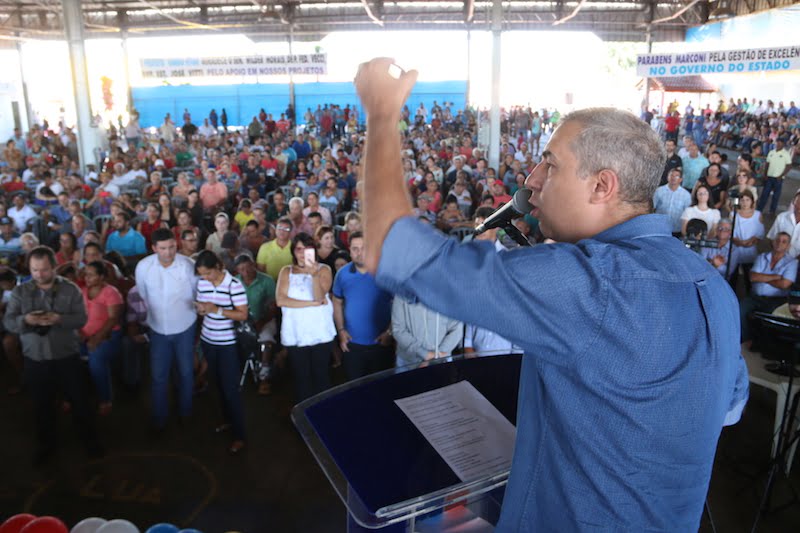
[
  {"x1": 425, "y1": 179, "x2": 443, "y2": 213},
  {"x1": 80, "y1": 261, "x2": 124, "y2": 415}
]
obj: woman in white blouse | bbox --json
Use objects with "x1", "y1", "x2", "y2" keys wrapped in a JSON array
[
  {"x1": 276, "y1": 232, "x2": 336, "y2": 403},
  {"x1": 681, "y1": 184, "x2": 721, "y2": 238},
  {"x1": 731, "y1": 189, "x2": 765, "y2": 292}
]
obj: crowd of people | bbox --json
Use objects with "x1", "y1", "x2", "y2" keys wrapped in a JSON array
[
  {"x1": 0, "y1": 90, "x2": 797, "y2": 465},
  {"x1": 646, "y1": 97, "x2": 800, "y2": 355}
]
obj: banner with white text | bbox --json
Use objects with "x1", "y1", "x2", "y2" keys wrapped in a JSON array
[
  {"x1": 140, "y1": 54, "x2": 328, "y2": 79},
  {"x1": 636, "y1": 45, "x2": 800, "y2": 77}
]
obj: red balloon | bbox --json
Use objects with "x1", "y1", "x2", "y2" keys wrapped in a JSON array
[
  {"x1": 0, "y1": 515, "x2": 37, "y2": 533},
  {"x1": 19, "y1": 517, "x2": 68, "y2": 533}
]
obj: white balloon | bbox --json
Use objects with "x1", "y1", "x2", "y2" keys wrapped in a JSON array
[
  {"x1": 95, "y1": 520, "x2": 140, "y2": 533},
  {"x1": 70, "y1": 517, "x2": 107, "y2": 533}
]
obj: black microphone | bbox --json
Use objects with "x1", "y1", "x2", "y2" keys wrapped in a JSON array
[{"x1": 474, "y1": 188, "x2": 532, "y2": 235}]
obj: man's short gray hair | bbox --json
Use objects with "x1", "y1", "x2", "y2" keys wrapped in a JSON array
[
  {"x1": 288, "y1": 196, "x2": 304, "y2": 209},
  {"x1": 561, "y1": 108, "x2": 666, "y2": 207}
]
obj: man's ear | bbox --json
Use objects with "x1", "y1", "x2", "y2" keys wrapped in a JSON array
[{"x1": 590, "y1": 169, "x2": 620, "y2": 205}]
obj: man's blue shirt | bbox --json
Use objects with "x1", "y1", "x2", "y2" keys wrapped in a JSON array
[
  {"x1": 292, "y1": 141, "x2": 311, "y2": 160},
  {"x1": 333, "y1": 262, "x2": 393, "y2": 345},
  {"x1": 681, "y1": 154, "x2": 709, "y2": 190},
  {"x1": 49, "y1": 205, "x2": 72, "y2": 226},
  {"x1": 751, "y1": 251, "x2": 798, "y2": 298},
  {"x1": 106, "y1": 229, "x2": 146, "y2": 257},
  {"x1": 653, "y1": 184, "x2": 692, "y2": 233},
  {"x1": 376, "y1": 214, "x2": 748, "y2": 532}
]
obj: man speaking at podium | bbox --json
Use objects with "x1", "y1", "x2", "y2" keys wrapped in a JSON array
[{"x1": 354, "y1": 58, "x2": 748, "y2": 532}]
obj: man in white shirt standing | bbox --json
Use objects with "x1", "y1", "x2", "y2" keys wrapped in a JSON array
[
  {"x1": 198, "y1": 119, "x2": 217, "y2": 139},
  {"x1": 415, "y1": 102, "x2": 427, "y2": 123},
  {"x1": 135, "y1": 228, "x2": 198, "y2": 432},
  {"x1": 159, "y1": 116, "x2": 177, "y2": 145}
]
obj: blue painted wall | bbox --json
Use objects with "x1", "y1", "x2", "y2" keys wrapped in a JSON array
[
  {"x1": 132, "y1": 81, "x2": 467, "y2": 128},
  {"x1": 132, "y1": 84, "x2": 289, "y2": 128}
]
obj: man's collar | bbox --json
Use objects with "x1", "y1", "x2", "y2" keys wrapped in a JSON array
[{"x1": 591, "y1": 214, "x2": 672, "y2": 244}]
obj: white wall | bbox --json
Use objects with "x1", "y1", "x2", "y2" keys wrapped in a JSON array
[
  {"x1": 718, "y1": 70, "x2": 800, "y2": 106},
  {"x1": 0, "y1": 51, "x2": 27, "y2": 141}
]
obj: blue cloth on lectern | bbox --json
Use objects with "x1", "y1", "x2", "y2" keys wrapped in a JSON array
[{"x1": 376, "y1": 214, "x2": 748, "y2": 532}]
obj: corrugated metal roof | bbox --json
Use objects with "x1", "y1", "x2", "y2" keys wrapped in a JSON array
[
  {"x1": 639, "y1": 75, "x2": 717, "y2": 93},
  {"x1": 0, "y1": 0, "x2": 796, "y2": 42}
]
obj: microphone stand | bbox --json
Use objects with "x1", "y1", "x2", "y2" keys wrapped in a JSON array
[
  {"x1": 725, "y1": 196, "x2": 739, "y2": 281},
  {"x1": 750, "y1": 332, "x2": 800, "y2": 532},
  {"x1": 501, "y1": 222, "x2": 531, "y2": 247}
]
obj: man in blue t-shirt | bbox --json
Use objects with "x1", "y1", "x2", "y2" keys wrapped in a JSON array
[
  {"x1": 291, "y1": 134, "x2": 312, "y2": 160},
  {"x1": 332, "y1": 231, "x2": 394, "y2": 381},
  {"x1": 105, "y1": 212, "x2": 146, "y2": 259}
]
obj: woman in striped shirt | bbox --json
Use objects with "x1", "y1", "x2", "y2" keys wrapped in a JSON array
[{"x1": 194, "y1": 250, "x2": 249, "y2": 454}]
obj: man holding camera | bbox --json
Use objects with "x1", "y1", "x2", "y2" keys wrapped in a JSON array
[{"x1": 3, "y1": 246, "x2": 100, "y2": 466}]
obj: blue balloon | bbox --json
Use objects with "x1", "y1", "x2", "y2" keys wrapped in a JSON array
[
  {"x1": 144, "y1": 525, "x2": 178, "y2": 533},
  {"x1": 177, "y1": 530, "x2": 203, "y2": 533}
]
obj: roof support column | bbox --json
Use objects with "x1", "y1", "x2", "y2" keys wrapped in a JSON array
[
  {"x1": 288, "y1": 26, "x2": 296, "y2": 130},
  {"x1": 15, "y1": 39, "x2": 33, "y2": 132},
  {"x1": 465, "y1": 26, "x2": 471, "y2": 106},
  {"x1": 60, "y1": 0, "x2": 96, "y2": 170},
  {"x1": 120, "y1": 11, "x2": 134, "y2": 114},
  {"x1": 644, "y1": 26, "x2": 652, "y2": 115},
  {"x1": 121, "y1": 33, "x2": 133, "y2": 114},
  {"x1": 643, "y1": 1, "x2": 655, "y2": 114},
  {"x1": 488, "y1": 0, "x2": 502, "y2": 171}
]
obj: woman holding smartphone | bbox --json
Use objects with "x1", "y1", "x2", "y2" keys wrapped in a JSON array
[
  {"x1": 194, "y1": 250, "x2": 249, "y2": 454},
  {"x1": 276, "y1": 232, "x2": 336, "y2": 403}
]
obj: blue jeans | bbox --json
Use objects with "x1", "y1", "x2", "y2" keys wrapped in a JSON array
[
  {"x1": 757, "y1": 176, "x2": 783, "y2": 214},
  {"x1": 202, "y1": 341, "x2": 246, "y2": 441},
  {"x1": 150, "y1": 323, "x2": 196, "y2": 428},
  {"x1": 84, "y1": 329, "x2": 123, "y2": 403}
]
